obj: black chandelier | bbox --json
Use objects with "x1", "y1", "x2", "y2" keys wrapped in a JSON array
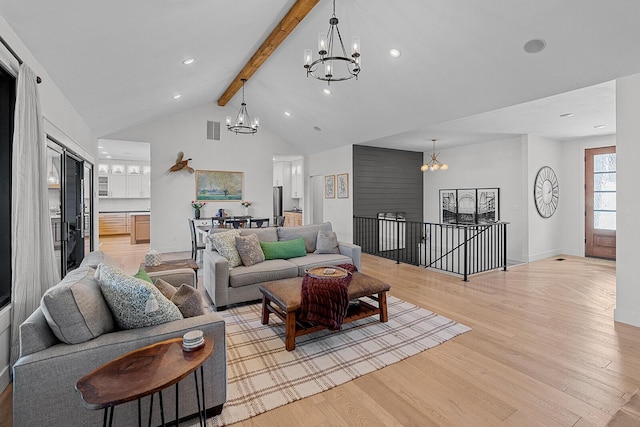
[
  {"x1": 226, "y1": 78, "x2": 259, "y2": 135},
  {"x1": 303, "y1": 0, "x2": 360, "y2": 84}
]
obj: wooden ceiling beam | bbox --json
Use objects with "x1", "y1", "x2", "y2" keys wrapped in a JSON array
[{"x1": 217, "y1": 0, "x2": 320, "y2": 106}]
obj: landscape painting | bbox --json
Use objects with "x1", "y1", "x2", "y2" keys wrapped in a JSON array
[{"x1": 195, "y1": 170, "x2": 243, "y2": 201}]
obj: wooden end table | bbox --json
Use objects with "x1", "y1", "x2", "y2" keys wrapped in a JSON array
[
  {"x1": 141, "y1": 258, "x2": 199, "y2": 274},
  {"x1": 76, "y1": 337, "x2": 213, "y2": 427}
]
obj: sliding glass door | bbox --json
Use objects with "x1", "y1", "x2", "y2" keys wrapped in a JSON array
[{"x1": 47, "y1": 138, "x2": 94, "y2": 277}]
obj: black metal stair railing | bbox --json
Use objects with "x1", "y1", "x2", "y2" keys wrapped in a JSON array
[{"x1": 353, "y1": 216, "x2": 508, "y2": 281}]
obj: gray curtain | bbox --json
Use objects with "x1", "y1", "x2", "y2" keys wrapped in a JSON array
[{"x1": 10, "y1": 63, "x2": 60, "y2": 366}]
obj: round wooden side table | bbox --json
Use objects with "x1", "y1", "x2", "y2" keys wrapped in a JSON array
[{"x1": 76, "y1": 336, "x2": 213, "y2": 427}]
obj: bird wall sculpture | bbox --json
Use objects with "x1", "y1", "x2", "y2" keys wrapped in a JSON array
[{"x1": 168, "y1": 151, "x2": 194, "y2": 174}]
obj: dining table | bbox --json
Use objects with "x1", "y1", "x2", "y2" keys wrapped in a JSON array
[{"x1": 195, "y1": 216, "x2": 271, "y2": 242}]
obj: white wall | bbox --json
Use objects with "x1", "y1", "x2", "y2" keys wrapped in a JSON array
[
  {"x1": 525, "y1": 135, "x2": 564, "y2": 261},
  {"x1": 308, "y1": 145, "x2": 354, "y2": 242},
  {"x1": 615, "y1": 73, "x2": 640, "y2": 327},
  {"x1": 107, "y1": 103, "x2": 302, "y2": 252},
  {"x1": 0, "y1": 14, "x2": 98, "y2": 393},
  {"x1": 560, "y1": 135, "x2": 616, "y2": 256},
  {"x1": 423, "y1": 137, "x2": 526, "y2": 263}
]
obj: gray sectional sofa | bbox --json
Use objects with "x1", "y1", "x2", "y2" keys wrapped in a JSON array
[
  {"x1": 12, "y1": 251, "x2": 227, "y2": 427},
  {"x1": 202, "y1": 222, "x2": 361, "y2": 310}
]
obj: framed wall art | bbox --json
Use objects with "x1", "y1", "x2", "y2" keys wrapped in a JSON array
[
  {"x1": 439, "y1": 189, "x2": 457, "y2": 224},
  {"x1": 337, "y1": 173, "x2": 349, "y2": 198},
  {"x1": 438, "y1": 187, "x2": 500, "y2": 225},
  {"x1": 325, "y1": 175, "x2": 335, "y2": 198},
  {"x1": 195, "y1": 170, "x2": 243, "y2": 201},
  {"x1": 477, "y1": 188, "x2": 499, "y2": 224},
  {"x1": 456, "y1": 188, "x2": 477, "y2": 224}
]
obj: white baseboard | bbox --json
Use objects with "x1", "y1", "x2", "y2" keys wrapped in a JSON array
[
  {"x1": 528, "y1": 249, "x2": 562, "y2": 263},
  {"x1": 614, "y1": 307, "x2": 640, "y2": 328}
]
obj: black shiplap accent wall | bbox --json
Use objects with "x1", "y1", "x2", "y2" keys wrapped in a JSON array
[{"x1": 353, "y1": 145, "x2": 423, "y2": 221}]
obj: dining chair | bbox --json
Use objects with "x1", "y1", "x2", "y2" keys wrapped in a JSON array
[
  {"x1": 188, "y1": 218, "x2": 206, "y2": 260},
  {"x1": 276, "y1": 216, "x2": 285, "y2": 227}
]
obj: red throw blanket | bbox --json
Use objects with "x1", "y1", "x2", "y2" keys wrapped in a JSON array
[{"x1": 300, "y1": 264, "x2": 358, "y2": 330}]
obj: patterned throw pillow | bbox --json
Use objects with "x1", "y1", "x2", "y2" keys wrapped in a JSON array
[
  {"x1": 96, "y1": 263, "x2": 183, "y2": 330},
  {"x1": 235, "y1": 234, "x2": 265, "y2": 266},
  {"x1": 208, "y1": 229, "x2": 242, "y2": 267},
  {"x1": 171, "y1": 284, "x2": 204, "y2": 318},
  {"x1": 153, "y1": 278, "x2": 178, "y2": 300}
]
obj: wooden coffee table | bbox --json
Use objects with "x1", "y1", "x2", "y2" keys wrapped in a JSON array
[
  {"x1": 259, "y1": 272, "x2": 391, "y2": 351},
  {"x1": 76, "y1": 337, "x2": 213, "y2": 427}
]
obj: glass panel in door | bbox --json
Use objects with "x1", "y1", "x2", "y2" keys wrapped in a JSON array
[
  {"x1": 84, "y1": 163, "x2": 93, "y2": 255},
  {"x1": 585, "y1": 146, "x2": 616, "y2": 259},
  {"x1": 64, "y1": 153, "x2": 85, "y2": 273},
  {"x1": 47, "y1": 145, "x2": 63, "y2": 278}
]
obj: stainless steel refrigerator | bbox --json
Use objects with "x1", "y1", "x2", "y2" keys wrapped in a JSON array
[{"x1": 273, "y1": 186, "x2": 283, "y2": 223}]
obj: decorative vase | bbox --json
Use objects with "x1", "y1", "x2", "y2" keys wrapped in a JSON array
[
  {"x1": 244, "y1": 206, "x2": 249, "y2": 216},
  {"x1": 194, "y1": 208, "x2": 201, "y2": 219}
]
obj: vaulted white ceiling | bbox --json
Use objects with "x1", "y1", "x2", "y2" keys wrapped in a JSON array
[{"x1": 0, "y1": 1, "x2": 636, "y2": 154}]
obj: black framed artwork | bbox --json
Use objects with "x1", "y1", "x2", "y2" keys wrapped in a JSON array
[{"x1": 439, "y1": 188, "x2": 500, "y2": 224}]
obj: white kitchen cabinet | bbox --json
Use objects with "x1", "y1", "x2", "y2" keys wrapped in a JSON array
[
  {"x1": 124, "y1": 174, "x2": 151, "y2": 198},
  {"x1": 109, "y1": 175, "x2": 127, "y2": 198},
  {"x1": 291, "y1": 159, "x2": 303, "y2": 199},
  {"x1": 273, "y1": 161, "x2": 285, "y2": 186},
  {"x1": 98, "y1": 160, "x2": 151, "y2": 198},
  {"x1": 127, "y1": 175, "x2": 142, "y2": 198},
  {"x1": 140, "y1": 175, "x2": 151, "y2": 198}
]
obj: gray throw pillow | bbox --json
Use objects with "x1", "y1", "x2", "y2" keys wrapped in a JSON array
[
  {"x1": 235, "y1": 234, "x2": 265, "y2": 266},
  {"x1": 40, "y1": 267, "x2": 114, "y2": 344},
  {"x1": 277, "y1": 222, "x2": 332, "y2": 253},
  {"x1": 314, "y1": 231, "x2": 340, "y2": 254},
  {"x1": 97, "y1": 263, "x2": 183, "y2": 330}
]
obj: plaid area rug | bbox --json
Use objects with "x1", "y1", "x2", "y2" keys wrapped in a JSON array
[{"x1": 200, "y1": 296, "x2": 471, "y2": 426}]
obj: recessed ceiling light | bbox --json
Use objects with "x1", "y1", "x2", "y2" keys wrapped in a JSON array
[
  {"x1": 98, "y1": 145, "x2": 103, "y2": 149},
  {"x1": 101, "y1": 151, "x2": 108, "y2": 154},
  {"x1": 182, "y1": 58, "x2": 195, "y2": 65},
  {"x1": 594, "y1": 124, "x2": 606, "y2": 129},
  {"x1": 323, "y1": 88, "x2": 332, "y2": 95},
  {"x1": 172, "y1": 94, "x2": 182, "y2": 99},
  {"x1": 106, "y1": 155, "x2": 112, "y2": 159},
  {"x1": 389, "y1": 48, "x2": 401, "y2": 58},
  {"x1": 524, "y1": 38, "x2": 546, "y2": 54},
  {"x1": 284, "y1": 111, "x2": 292, "y2": 117},
  {"x1": 559, "y1": 113, "x2": 574, "y2": 118}
]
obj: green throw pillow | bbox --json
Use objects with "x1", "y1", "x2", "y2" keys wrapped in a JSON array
[
  {"x1": 134, "y1": 267, "x2": 153, "y2": 283},
  {"x1": 260, "y1": 237, "x2": 307, "y2": 260}
]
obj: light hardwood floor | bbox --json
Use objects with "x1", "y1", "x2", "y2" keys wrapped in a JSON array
[{"x1": 2, "y1": 237, "x2": 635, "y2": 426}]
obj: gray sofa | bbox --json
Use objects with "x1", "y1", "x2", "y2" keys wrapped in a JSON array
[
  {"x1": 203, "y1": 222, "x2": 361, "y2": 310},
  {"x1": 12, "y1": 251, "x2": 227, "y2": 427}
]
